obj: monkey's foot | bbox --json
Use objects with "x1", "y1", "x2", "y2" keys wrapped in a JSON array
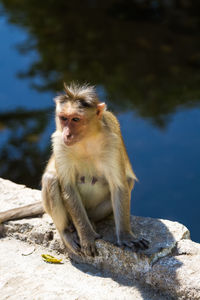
[{"x1": 118, "y1": 231, "x2": 149, "y2": 251}]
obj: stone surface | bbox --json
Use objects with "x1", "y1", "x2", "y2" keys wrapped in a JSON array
[
  {"x1": 0, "y1": 238, "x2": 170, "y2": 300},
  {"x1": 1, "y1": 216, "x2": 190, "y2": 280},
  {"x1": 0, "y1": 177, "x2": 200, "y2": 299},
  {"x1": 0, "y1": 178, "x2": 41, "y2": 210},
  {"x1": 149, "y1": 255, "x2": 200, "y2": 300}
]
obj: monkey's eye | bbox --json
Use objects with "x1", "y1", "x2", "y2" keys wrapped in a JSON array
[
  {"x1": 60, "y1": 116, "x2": 68, "y2": 121},
  {"x1": 72, "y1": 117, "x2": 80, "y2": 122}
]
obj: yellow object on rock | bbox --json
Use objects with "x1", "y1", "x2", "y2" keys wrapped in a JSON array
[{"x1": 41, "y1": 254, "x2": 63, "y2": 264}]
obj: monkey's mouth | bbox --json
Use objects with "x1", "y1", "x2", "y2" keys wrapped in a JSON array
[
  {"x1": 64, "y1": 140, "x2": 76, "y2": 146},
  {"x1": 64, "y1": 137, "x2": 79, "y2": 146},
  {"x1": 63, "y1": 132, "x2": 84, "y2": 146}
]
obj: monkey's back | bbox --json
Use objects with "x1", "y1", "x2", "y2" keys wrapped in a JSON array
[{"x1": 102, "y1": 110, "x2": 136, "y2": 181}]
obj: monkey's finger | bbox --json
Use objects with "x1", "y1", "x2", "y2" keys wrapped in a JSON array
[
  {"x1": 89, "y1": 245, "x2": 95, "y2": 257},
  {"x1": 124, "y1": 241, "x2": 136, "y2": 248},
  {"x1": 118, "y1": 240, "x2": 137, "y2": 249},
  {"x1": 140, "y1": 238, "x2": 149, "y2": 249},
  {"x1": 72, "y1": 233, "x2": 80, "y2": 245},
  {"x1": 95, "y1": 232, "x2": 101, "y2": 239},
  {"x1": 137, "y1": 239, "x2": 149, "y2": 250},
  {"x1": 137, "y1": 241, "x2": 147, "y2": 250},
  {"x1": 74, "y1": 240, "x2": 81, "y2": 250},
  {"x1": 68, "y1": 223, "x2": 76, "y2": 233},
  {"x1": 119, "y1": 241, "x2": 139, "y2": 252},
  {"x1": 82, "y1": 243, "x2": 97, "y2": 257},
  {"x1": 91, "y1": 244, "x2": 98, "y2": 256},
  {"x1": 71, "y1": 243, "x2": 81, "y2": 254},
  {"x1": 132, "y1": 239, "x2": 148, "y2": 251},
  {"x1": 67, "y1": 239, "x2": 81, "y2": 255},
  {"x1": 82, "y1": 245, "x2": 92, "y2": 256}
]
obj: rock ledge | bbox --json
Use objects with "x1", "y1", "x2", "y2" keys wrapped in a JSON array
[{"x1": 0, "y1": 178, "x2": 200, "y2": 299}]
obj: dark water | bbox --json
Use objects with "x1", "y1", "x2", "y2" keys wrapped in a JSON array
[{"x1": 0, "y1": 1, "x2": 200, "y2": 242}]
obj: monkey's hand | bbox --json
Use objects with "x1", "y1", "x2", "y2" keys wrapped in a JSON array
[
  {"x1": 80, "y1": 230, "x2": 101, "y2": 257},
  {"x1": 118, "y1": 231, "x2": 149, "y2": 251},
  {"x1": 63, "y1": 228, "x2": 82, "y2": 255}
]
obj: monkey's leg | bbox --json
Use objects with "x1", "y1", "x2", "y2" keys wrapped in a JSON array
[
  {"x1": 87, "y1": 198, "x2": 112, "y2": 222},
  {"x1": 112, "y1": 186, "x2": 149, "y2": 251},
  {"x1": 42, "y1": 173, "x2": 81, "y2": 254}
]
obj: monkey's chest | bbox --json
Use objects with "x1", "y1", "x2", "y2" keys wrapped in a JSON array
[{"x1": 77, "y1": 174, "x2": 110, "y2": 209}]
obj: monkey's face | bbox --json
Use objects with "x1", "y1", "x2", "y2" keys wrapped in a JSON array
[
  {"x1": 56, "y1": 100, "x2": 105, "y2": 146},
  {"x1": 59, "y1": 113, "x2": 89, "y2": 146}
]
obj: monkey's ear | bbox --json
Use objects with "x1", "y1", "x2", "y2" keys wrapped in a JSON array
[{"x1": 96, "y1": 102, "x2": 106, "y2": 119}]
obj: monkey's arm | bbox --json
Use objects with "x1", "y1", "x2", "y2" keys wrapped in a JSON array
[
  {"x1": 111, "y1": 183, "x2": 149, "y2": 251},
  {"x1": 106, "y1": 141, "x2": 149, "y2": 251},
  {"x1": 0, "y1": 201, "x2": 44, "y2": 223},
  {"x1": 62, "y1": 185, "x2": 100, "y2": 256}
]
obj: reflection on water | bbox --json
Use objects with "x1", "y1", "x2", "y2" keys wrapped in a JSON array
[
  {"x1": 0, "y1": 0, "x2": 200, "y2": 241},
  {"x1": 0, "y1": 108, "x2": 52, "y2": 188}
]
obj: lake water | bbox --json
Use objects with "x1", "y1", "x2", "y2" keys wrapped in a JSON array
[{"x1": 0, "y1": 1, "x2": 200, "y2": 242}]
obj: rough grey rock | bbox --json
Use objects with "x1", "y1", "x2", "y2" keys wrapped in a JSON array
[
  {"x1": 0, "y1": 238, "x2": 170, "y2": 300},
  {"x1": 0, "y1": 178, "x2": 41, "y2": 210},
  {"x1": 0, "y1": 177, "x2": 200, "y2": 299},
  {"x1": 147, "y1": 245, "x2": 200, "y2": 300}
]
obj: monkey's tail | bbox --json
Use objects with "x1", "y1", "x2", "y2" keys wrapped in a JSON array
[{"x1": 0, "y1": 201, "x2": 44, "y2": 223}]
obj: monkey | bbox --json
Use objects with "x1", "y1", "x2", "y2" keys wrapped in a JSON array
[
  {"x1": 42, "y1": 82, "x2": 149, "y2": 256},
  {"x1": 0, "y1": 83, "x2": 149, "y2": 256}
]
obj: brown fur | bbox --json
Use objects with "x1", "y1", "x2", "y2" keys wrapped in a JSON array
[
  {"x1": 0, "y1": 83, "x2": 149, "y2": 256},
  {"x1": 42, "y1": 83, "x2": 148, "y2": 256}
]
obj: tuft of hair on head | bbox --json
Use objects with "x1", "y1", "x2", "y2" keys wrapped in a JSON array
[{"x1": 54, "y1": 82, "x2": 100, "y2": 109}]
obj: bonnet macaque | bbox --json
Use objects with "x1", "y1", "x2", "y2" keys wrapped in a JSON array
[{"x1": 0, "y1": 83, "x2": 149, "y2": 256}]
